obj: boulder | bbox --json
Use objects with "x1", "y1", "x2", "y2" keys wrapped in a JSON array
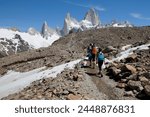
[
  {"x1": 121, "y1": 64, "x2": 137, "y2": 74},
  {"x1": 125, "y1": 54, "x2": 137, "y2": 63},
  {"x1": 111, "y1": 62, "x2": 119, "y2": 68},
  {"x1": 144, "y1": 85, "x2": 150, "y2": 96},
  {"x1": 126, "y1": 74, "x2": 138, "y2": 81},
  {"x1": 116, "y1": 83, "x2": 126, "y2": 88},
  {"x1": 136, "y1": 67, "x2": 143, "y2": 72},
  {"x1": 139, "y1": 76, "x2": 149, "y2": 83},
  {"x1": 127, "y1": 80, "x2": 143, "y2": 91},
  {"x1": 62, "y1": 90, "x2": 69, "y2": 95},
  {"x1": 142, "y1": 72, "x2": 150, "y2": 79},
  {"x1": 119, "y1": 72, "x2": 132, "y2": 79},
  {"x1": 67, "y1": 94, "x2": 82, "y2": 100},
  {"x1": 110, "y1": 67, "x2": 121, "y2": 76},
  {"x1": 103, "y1": 46, "x2": 117, "y2": 53},
  {"x1": 124, "y1": 91, "x2": 134, "y2": 97},
  {"x1": 120, "y1": 79, "x2": 128, "y2": 83}
]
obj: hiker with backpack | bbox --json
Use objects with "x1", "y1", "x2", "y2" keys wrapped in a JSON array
[
  {"x1": 87, "y1": 43, "x2": 93, "y2": 66},
  {"x1": 91, "y1": 43, "x2": 98, "y2": 68},
  {"x1": 97, "y1": 48, "x2": 105, "y2": 77}
]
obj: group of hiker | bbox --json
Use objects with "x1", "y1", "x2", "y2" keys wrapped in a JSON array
[{"x1": 87, "y1": 43, "x2": 105, "y2": 77}]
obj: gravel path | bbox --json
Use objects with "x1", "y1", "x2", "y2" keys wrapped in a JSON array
[{"x1": 84, "y1": 67, "x2": 137, "y2": 100}]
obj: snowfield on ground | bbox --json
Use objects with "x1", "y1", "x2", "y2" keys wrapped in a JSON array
[
  {"x1": 0, "y1": 29, "x2": 60, "y2": 49},
  {"x1": 112, "y1": 43, "x2": 150, "y2": 62},
  {"x1": 0, "y1": 59, "x2": 81, "y2": 99},
  {"x1": 0, "y1": 43, "x2": 149, "y2": 99}
]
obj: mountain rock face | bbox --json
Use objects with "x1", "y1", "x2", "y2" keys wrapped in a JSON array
[
  {"x1": 0, "y1": 33, "x2": 30, "y2": 57},
  {"x1": 62, "y1": 8, "x2": 100, "y2": 36},
  {"x1": 62, "y1": 13, "x2": 80, "y2": 35},
  {"x1": 41, "y1": 21, "x2": 58, "y2": 39},
  {"x1": 84, "y1": 8, "x2": 100, "y2": 26}
]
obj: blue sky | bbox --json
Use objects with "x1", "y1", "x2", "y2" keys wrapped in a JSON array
[{"x1": 0, "y1": 0, "x2": 150, "y2": 31}]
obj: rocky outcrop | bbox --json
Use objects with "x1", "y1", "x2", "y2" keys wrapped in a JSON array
[
  {"x1": 106, "y1": 49, "x2": 150, "y2": 99},
  {"x1": 41, "y1": 21, "x2": 58, "y2": 39}
]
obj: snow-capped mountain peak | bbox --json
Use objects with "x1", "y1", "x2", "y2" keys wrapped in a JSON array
[
  {"x1": 61, "y1": 8, "x2": 101, "y2": 35},
  {"x1": 66, "y1": 13, "x2": 71, "y2": 21},
  {"x1": 84, "y1": 8, "x2": 100, "y2": 26},
  {"x1": 41, "y1": 21, "x2": 58, "y2": 39},
  {"x1": 62, "y1": 13, "x2": 80, "y2": 35}
]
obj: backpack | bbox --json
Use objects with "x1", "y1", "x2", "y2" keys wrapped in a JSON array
[
  {"x1": 87, "y1": 46, "x2": 92, "y2": 54},
  {"x1": 98, "y1": 52, "x2": 104, "y2": 61},
  {"x1": 92, "y1": 47, "x2": 97, "y2": 54}
]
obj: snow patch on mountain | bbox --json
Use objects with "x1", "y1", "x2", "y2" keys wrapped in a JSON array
[
  {"x1": 112, "y1": 43, "x2": 150, "y2": 62},
  {"x1": 0, "y1": 59, "x2": 81, "y2": 99}
]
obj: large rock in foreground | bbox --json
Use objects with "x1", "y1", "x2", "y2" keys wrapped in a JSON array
[{"x1": 144, "y1": 85, "x2": 150, "y2": 96}]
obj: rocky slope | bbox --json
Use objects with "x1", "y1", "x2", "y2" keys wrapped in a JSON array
[
  {"x1": 107, "y1": 49, "x2": 150, "y2": 99},
  {"x1": 0, "y1": 26, "x2": 150, "y2": 100},
  {"x1": 1, "y1": 27, "x2": 149, "y2": 72},
  {"x1": 1, "y1": 67, "x2": 108, "y2": 100}
]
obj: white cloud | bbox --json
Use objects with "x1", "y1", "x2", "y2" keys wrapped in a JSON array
[
  {"x1": 93, "y1": 6, "x2": 105, "y2": 11},
  {"x1": 64, "y1": 1, "x2": 105, "y2": 11},
  {"x1": 130, "y1": 13, "x2": 150, "y2": 20}
]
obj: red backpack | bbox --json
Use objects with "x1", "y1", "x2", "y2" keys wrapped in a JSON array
[{"x1": 92, "y1": 47, "x2": 97, "y2": 54}]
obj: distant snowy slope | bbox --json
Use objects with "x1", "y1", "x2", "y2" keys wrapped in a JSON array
[{"x1": 0, "y1": 28, "x2": 60, "y2": 49}]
